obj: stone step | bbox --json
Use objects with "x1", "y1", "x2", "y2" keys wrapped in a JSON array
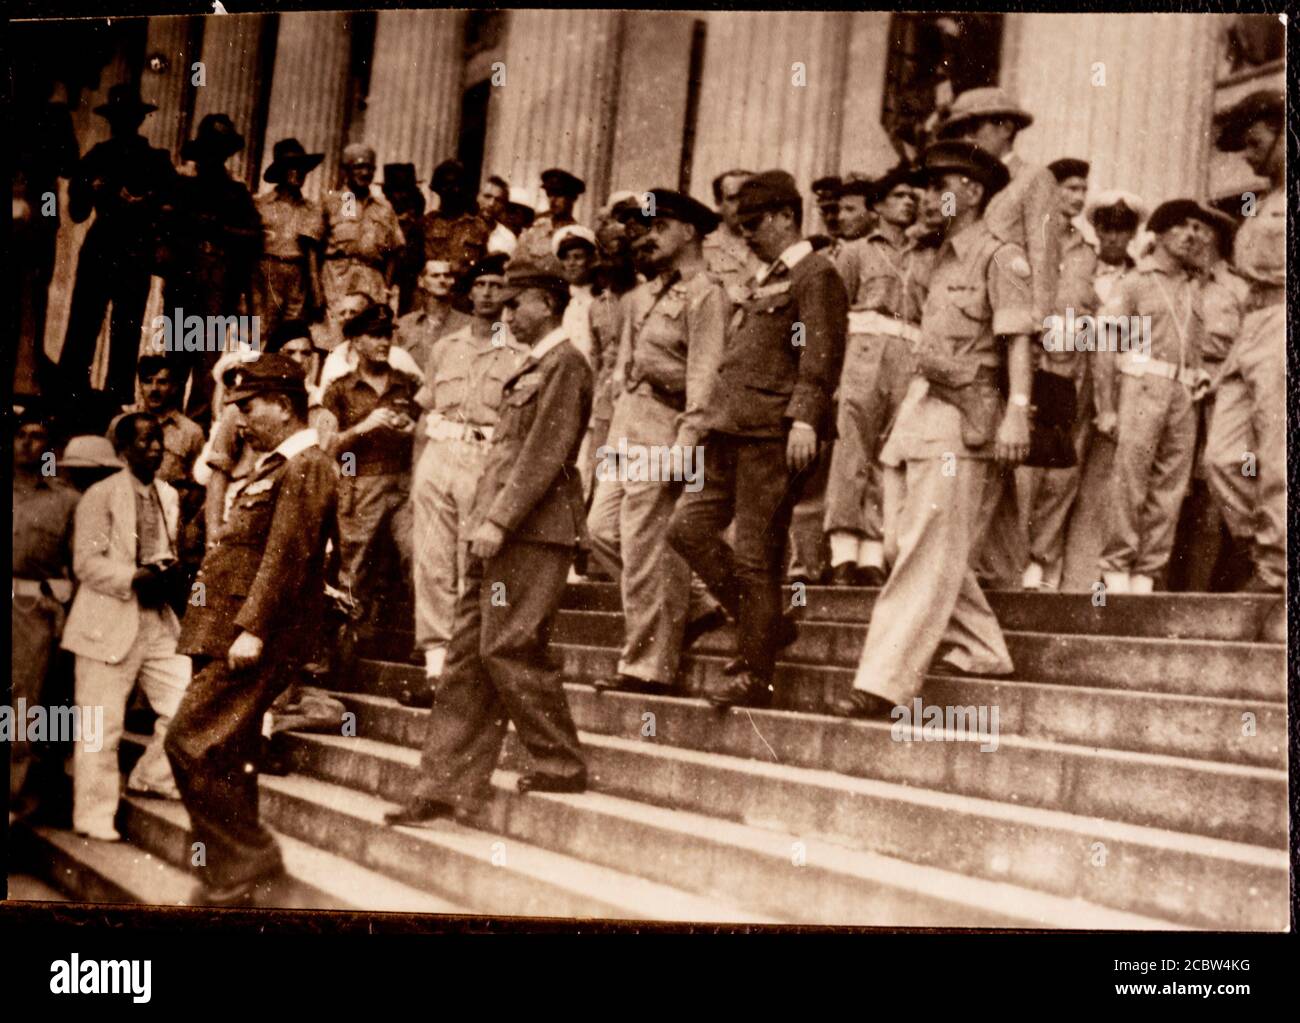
[
  {"x1": 542, "y1": 645, "x2": 1286, "y2": 768},
  {"x1": 280, "y1": 716, "x2": 1284, "y2": 929},
  {"x1": 11, "y1": 822, "x2": 194, "y2": 906},
  {"x1": 4, "y1": 873, "x2": 71, "y2": 902},
  {"x1": 114, "y1": 793, "x2": 460, "y2": 914},
  {"x1": 562, "y1": 582, "x2": 1283, "y2": 640},
  {"x1": 551, "y1": 610, "x2": 1285, "y2": 701},
  {"x1": 257, "y1": 769, "x2": 775, "y2": 924}
]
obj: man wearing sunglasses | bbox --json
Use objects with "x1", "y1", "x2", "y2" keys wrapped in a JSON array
[{"x1": 667, "y1": 171, "x2": 848, "y2": 710}]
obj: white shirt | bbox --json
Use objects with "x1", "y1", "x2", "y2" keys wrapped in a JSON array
[
  {"x1": 487, "y1": 221, "x2": 518, "y2": 256},
  {"x1": 561, "y1": 283, "x2": 594, "y2": 365},
  {"x1": 755, "y1": 239, "x2": 814, "y2": 286},
  {"x1": 253, "y1": 427, "x2": 319, "y2": 475},
  {"x1": 318, "y1": 341, "x2": 424, "y2": 400}
]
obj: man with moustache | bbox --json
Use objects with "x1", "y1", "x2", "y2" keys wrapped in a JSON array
[{"x1": 165, "y1": 355, "x2": 337, "y2": 905}]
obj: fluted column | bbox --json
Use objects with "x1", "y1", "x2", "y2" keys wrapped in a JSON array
[
  {"x1": 1002, "y1": 12, "x2": 1219, "y2": 204},
  {"x1": 838, "y1": 13, "x2": 899, "y2": 179},
  {"x1": 139, "y1": 15, "x2": 197, "y2": 160},
  {"x1": 365, "y1": 9, "x2": 465, "y2": 181},
  {"x1": 190, "y1": 13, "x2": 271, "y2": 186},
  {"x1": 484, "y1": 9, "x2": 623, "y2": 219},
  {"x1": 260, "y1": 11, "x2": 352, "y2": 201},
  {"x1": 690, "y1": 12, "x2": 850, "y2": 208}
]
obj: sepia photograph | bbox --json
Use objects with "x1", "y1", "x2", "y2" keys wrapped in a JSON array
[{"x1": 4, "y1": 1, "x2": 1290, "y2": 965}]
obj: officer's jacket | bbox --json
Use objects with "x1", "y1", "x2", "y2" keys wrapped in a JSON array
[
  {"x1": 985, "y1": 153, "x2": 1062, "y2": 324},
  {"x1": 1097, "y1": 247, "x2": 1206, "y2": 369},
  {"x1": 834, "y1": 228, "x2": 929, "y2": 322},
  {"x1": 883, "y1": 220, "x2": 1034, "y2": 463},
  {"x1": 473, "y1": 328, "x2": 593, "y2": 547},
  {"x1": 323, "y1": 190, "x2": 404, "y2": 265},
  {"x1": 709, "y1": 243, "x2": 848, "y2": 440},
  {"x1": 621, "y1": 269, "x2": 729, "y2": 448},
  {"x1": 179, "y1": 434, "x2": 337, "y2": 662},
  {"x1": 398, "y1": 303, "x2": 474, "y2": 373}
]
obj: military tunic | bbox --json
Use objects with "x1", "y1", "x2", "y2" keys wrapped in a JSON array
[
  {"x1": 253, "y1": 188, "x2": 325, "y2": 338},
  {"x1": 321, "y1": 188, "x2": 404, "y2": 321},
  {"x1": 703, "y1": 225, "x2": 764, "y2": 306},
  {"x1": 851, "y1": 220, "x2": 1033, "y2": 704}
]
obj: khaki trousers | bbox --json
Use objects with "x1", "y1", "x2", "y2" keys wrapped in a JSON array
[
  {"x1": 411, "y1": 438, "x2": 490, "y2": 653},
  {"x1": 73, "y1": 608, "x2": 190, "y2": 835},
  {"x1": 1100, "y1": 374, "x2": 1197, "y2": 579},
  {"x1": 1205, "y1": 304, "x2": 1286, "y2": 588},
  {"x1": 853, "y1": 457, "x2": 1013, "y2": 704},
  {"x1": 10, "y1": 592, "x2": 65, "y2": 805}
]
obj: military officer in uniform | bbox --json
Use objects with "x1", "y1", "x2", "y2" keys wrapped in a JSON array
[
  {"x1": 165, "y1": 355, "x2": 338, "y2": 905},
  {"x1": 587, "y1": 189, "x2": 729, "y2": 695},
  {"x1": 422, "y1": 159, "x2": 492, "y2": 275},
  {"x1": 667, "y1": 171, "x2": 848, "y2": 710},
  {"x1": 253, "y1": 138, "x2": 326, "y2": 341},
  {"x1": 824, "y1": 163, "x2": 927, "y2": 587},
  {"x1": 397, "y1": 258, "x2": 473, "y2": 375},
  {"x1": 1204, "y1": 89, "x2": 1286, "y2": 593},
  {"x1": 1094, "y1": 200, "x2": 1218, "y2": 593},
  {"x1": 811, "y1": 175, "x2": 843, "y2": 242},
  {"x1": 401, "y1": 254, "x2": 528, "y2": 705},
  {"x1": 384, "y1": 261, "x2": 593, "y2": 825},
  {"x1": 703, "y1": 169, "x2": 762, "y2": 305},
  {"x1": 513, "y1": 168, "x2": 586, "y2": 274},
  {"x1": 833, "y1": 141, "x2": 1032, "y2": 719}
]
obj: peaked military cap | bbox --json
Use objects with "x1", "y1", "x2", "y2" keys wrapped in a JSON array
[
  {"x1": 918, "y1": 140, "x2": 1010, "y2": 197},
  {"x1": 224, "y1": 354, "x2": 308, "y2": 404},
  {"x1": 735, "y1": 170, "x2": 801, "y2": 218},
  {"x1": 341, "y1": 300, "x2": 395, "y2": 339},
  {"x1": 465, "y1": 252, "x2": 510, "y2": 283},
  {"x1": 1047, "y1": 158, "x2": 1090, "y2": 182},
  {"x1": 637, "y1": 188, "x2": 721, "y2": 236},
  {"x1": 1214, "y1": 89, "x2": 1285, "y2": 152},
  {"x1": 552, "y1": 224, "x2": 600, "y2": 257},
  {"x1": 540, "y1": 168, "x2": 586, "y2": 198},
  {"x1": 504, "y1": 257, "x2": 569, "y2": 298},
  {"x1": 811, "y1": 175, "x2": 843, "y2": 199}
]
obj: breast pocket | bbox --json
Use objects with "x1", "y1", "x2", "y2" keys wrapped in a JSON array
[
  {"x1": 943, "y1": 285, "x2": 989, "y2": 336},
  {"x1": 433, "y1": 371, "x2": 468, "y2": 411}
]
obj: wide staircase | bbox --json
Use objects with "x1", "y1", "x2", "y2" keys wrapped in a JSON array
[{"x1": 10, "y1": 584, "x2": 1289, "y2": 928}]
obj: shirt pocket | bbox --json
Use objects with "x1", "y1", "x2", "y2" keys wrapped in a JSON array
[{"x1": 433, "y1": 371, "x2": 468, "y2": 411}]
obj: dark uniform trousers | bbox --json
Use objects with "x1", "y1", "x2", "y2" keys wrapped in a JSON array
[
  {"x1": 668, "y1": 432, "x2": 819, "y2": 681},
  {"x1": 410, "y1": 539, "x2": 585, "y2": 811}
]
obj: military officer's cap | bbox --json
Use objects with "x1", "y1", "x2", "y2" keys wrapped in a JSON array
[
  {"x1": 341, "y1": 143, "x2": 377, "y2": 167},
  {"x1": 182, "y1": 113, "x2": 245, "y2": 162},
  {"x1": 540, "y1": 168, "x2": 586, "y2": 198},
  {"x1": 224, "y1": 354, "x2": 308, "y2": 404},
  {"x1": 848, "y1": 164, "x2": 916, "y2": 205},
  {"x1": 811, "y1": 176, "x2": 843, "y2": 200},
  {"x1": 1085, "y1": 190, "x2": 1148, "y2": 231},
  {"x1": 917, "y1": 140, "x2": 1011, "y2": 197},
  {"x1": 552, "y1": 224, "x2": 600, "y2": 257},
  {"x1": 264, "y1": 138, "x2": 325, "y2": 183},
  {"x1": 938, "y1": 87, "x2": 1034, "y2": 138},
  {"x1": 1047, "y1": 158, "x2": 1090, "y2": 182},
  {"x1": 341, "y1": 300, "x2": 395, "y2": 339},
  {"x1": 630, "y1": 189, "x2": 721, "y2": 236},
  {"x1": 1147, "y1": 198, "x2": 1236, "y2": 255},
  {"x1": 1214, "y1": 89, "x2": 1284, "y2": 152},
  {"x1": 502, "y1": 259, "x2": 570, "y2": 307},
  {"x1": 735, "y1": 171, "x2": 802, "y2": 218},
  {"x1": 465, "y1": 253, "x2": 510, "y2": 283}
]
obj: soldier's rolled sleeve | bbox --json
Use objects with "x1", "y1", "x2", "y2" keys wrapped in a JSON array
[
  {"x1": 784, "y1": 263, "x2": 849, "y2": 430},
  {"x1": 1023, "y1": 167, "x2": 1063, "y2": 323},
  {"x1": 234, "y1": 455, "x2": 338, "y2": 639},
  {"x1": 487, "y1": 356, "x2": 591, "y2": 534},
  {"x1": 989, "y1": 246, "x2": 1037, "y2": 338},
  {"x1": 676, "y1": 284, "x2": 729, "y2": 448}
]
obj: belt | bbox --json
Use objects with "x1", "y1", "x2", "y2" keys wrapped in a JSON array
[
  {"x1": 426, "y1": 415, "x2": 494, "y2": 443},
  {"x1": 1119, "y1": 355, "x2": 1211, "y2": 396},
  {"x1": 13, "y1": 577, "x2": 73, "y2": 603},
  {"x1": 848, "y1": 310, "x2": 922, "y2": 343},
  {"x1": 628, "y1": 377, "x2": 687, "y2": 413}
]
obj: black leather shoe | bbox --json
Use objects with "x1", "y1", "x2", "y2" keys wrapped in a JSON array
[
  {"x1": 723, "y1": 613, "x2": 798, "y2": 674},
  {"x1": 397, "y1": 685, "x2": 435, "y2": 709},
  {"x1": 829, "y1": 563, "x2": 859, "y2": 587},
  {"x1": 681, "y1": 607, "x2": 727, "y2": 651},
  {"x1": 383, "y1": 798, "x2": 455, "y2": 826},
  {"x1": 857, "y1": 565, "x2": 887, "y2": 588},
  {"x1": 517, "y1": 772, "x2": 587, "y2": 795},
  {"x1": 829, "y1": 691, "x2": 896, "y2": 719},
  {"x1": 592, "y1": 674, "x2": 670, "y2": 695},
  {"x1": 707, "y1": 672, "x2": 773, "y2": 710},
  {"x1": 259, "y1": 735, "x2": 292, "y2": 777},
  {"x1": 191, "y1": 865, "x2": 286, "y2": 908}
]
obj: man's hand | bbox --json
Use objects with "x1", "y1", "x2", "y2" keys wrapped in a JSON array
[
  {"x1": 786, "y1": 422, "x2": 817, "y2": 472},
  {"x1": 227, "y1": 630, "x2": 264, "y2": 672},
  {"x1": 994, "y1": 406, "x2": 1031, "y2": 465},
  {"x1": 356, "y1": 407, "x2": 397, "y2": 434},
  {"x1": 469, "y1": 521, "x2": 506, "y2": 560},
  {"x1": 1094, "y1": 410, "x2": 1118, "y2": 440}
]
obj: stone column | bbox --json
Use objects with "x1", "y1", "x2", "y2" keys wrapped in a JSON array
[
  {"x1": 1002, "y1": 12, "x2": 1219, "y2": 203},
  {"x1": 364, "y1": 9, "x2": 466, "y2": 182},
  {"x1": 260, "y1": 11, "x2": 352, "y2": 201},
  {"x1": 139, "y1": 15, "x2": 197, "y2": 160},
  {"x1": 690, "y1": 12, "x2": 850, "y2": 206},
  {"x1": 484, "y1": 9, "x2": 624, "y2": 219},
  {"x1": 838, "y1": 13, "x2": 900, "y2": 179},
  {"x1": 190, "y1": 13, "x2": 271, "y2": 186}
]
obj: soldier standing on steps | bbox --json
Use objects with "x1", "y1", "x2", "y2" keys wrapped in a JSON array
[
  {"x1": 385, "y1": 260, "x2": 593, "y2": 827},
  {"x1": 165, "y1": 355, "x2": 338, "y2": 906},
  {"x1": 832, "y1": 141, "x2": 1031, "y2": 720}
]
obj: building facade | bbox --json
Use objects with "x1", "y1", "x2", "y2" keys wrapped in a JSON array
[{"x1": 12, "y1": 9, "x2": 1285, "y2": 379}]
